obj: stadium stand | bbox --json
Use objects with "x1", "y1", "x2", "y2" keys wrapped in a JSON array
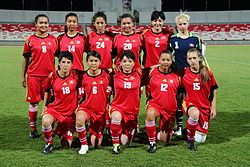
[{"x1": 0, "y1": 23, "x2": 250, "y2": 41}]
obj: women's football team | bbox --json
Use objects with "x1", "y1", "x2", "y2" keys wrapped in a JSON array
[{"x1": 21, "y1": 11, "x2": 218, "y2": 155}]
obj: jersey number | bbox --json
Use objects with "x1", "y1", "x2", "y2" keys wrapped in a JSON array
[
  {"x1": 174, "y1": 41, "x2": 179, "y2": 49},
  {"x1": 92, "y1": 86, "x2": 98, "y2": 94},
  {"x1": 202, "y1": 122, "x2": 209, "y2": 129},
  {"x1": 160, "y1": 83, "x2": 168, "y2": 92},
  {"x1": 42, "y1": 46, "x2": 47, "y2": 53},
  {"x1": 193, "y1": 83, "x2": 200, "y2": 90},
  {"x1": 96, "y1": 42, "x2": 105, "y2": 48},
  {"x1": 62, "y1": 87, "x2": 70, "y2": 94},
  {"x1": 68, "y1": 45, "x2": 76, "y2": 52},
  {"x1": 123, "y1": 43, "x2": 132, "y2": 50},
  {"x1": 155, "y1": 41, "x2": 160, "y2": 47},
  {"x1": 124, "y1": 81, "x2": 132, "y2": 89}
]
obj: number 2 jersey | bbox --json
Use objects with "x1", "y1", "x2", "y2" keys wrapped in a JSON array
[
  {"x1": 46, "y1": 70, "x2": 80, "y2": 116},
  {"x1": 147, "y1": 67, "x2": 180, "y2": 111},
  {"x1": 110, "y1": 70, "x2": 141, "y2": 114},
  {"x1": 23, "y1": 34, "x2": 58, "y2": 76},
  {"x1": 142, "y1": 29, "x2": 173, "y2": 68},
  {"x1": 181, "y1": 67, "x2": 218, "y2": 109},
  {"x1": 57, "y1": 33, "x2": 87, "y2": 71},
  {"x1": 79, "y1": 70, "x2": 111, "y2": 114}
]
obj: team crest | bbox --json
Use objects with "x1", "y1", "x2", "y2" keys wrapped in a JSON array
[
  {"x1": 132, "y1": 40, "x2": 136, "y2": 42},
  {"x1": 76, "y1": 41, "x2": 80, "y2": 44},
  {"x1": 104, "y1": 38, "x2": 109, "y2": 41},
  {"x1": 189, "y1": 43, "x2": 194, "y2": 47},
  {"x1": 47, "y1": 42, "x2": 51, "y2": 45},
  {"x1": 169, "y1": 79, "x2": 173, "y2": 83},
  {"x1": 69, "y1": 80, "x2": 74, "y2": 84}
]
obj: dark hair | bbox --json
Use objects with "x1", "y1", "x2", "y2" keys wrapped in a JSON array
[
  {"x1": 151, "y1": 11, "x2": 165, "y2": 21},
  {"x1": 187, "y1": 48, "x2": 209, "y2": 83},
  {"x1": 64, "y1": 13, "x2": 78, "y2": 32},
  {"x1": 160, "y1": 50, "x2": 177, "y2": 72},
  {"x1": 91, "y1": 11, "x2": 107, "y2": 25},
  {"x1": 86, "y1": 50, "x2": 102, "y2": 61},
  {"x1": 58, "y1": 51, "x2": 73, "y2": 63},
  {"x1": 120, "y1": 50, "x2": 135, "y2": 62},
  {"x1": 119, "y1": 13, "x2": 135, "y2": 24},
  {"x1": 35, "y1": 14, "x2": 49, "y2": 24}
]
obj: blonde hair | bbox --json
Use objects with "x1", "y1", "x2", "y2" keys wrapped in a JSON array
[
  {"x1": 175, "y1": 12, "x2": 190, "y2": 24},
  {"x1": 187, "y1": 48, "x2": 209, "y2": 84}
]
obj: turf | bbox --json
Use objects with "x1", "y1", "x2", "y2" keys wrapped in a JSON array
[{"x1": 0, "y1": 45, "x2": 249, "y2": 167}]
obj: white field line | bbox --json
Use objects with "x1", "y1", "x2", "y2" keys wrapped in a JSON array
[{"x1": 207, "y1": 57, "x2": 250, "y2": 66}]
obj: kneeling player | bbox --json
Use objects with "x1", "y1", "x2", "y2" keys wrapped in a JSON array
[
  {"x1": 182, "y1": 48, "x2": 218, "y2": 151},
  {"x1": 76, "y1": 51, "x2": 111, "y2": 154},
  {"x1": 109, "y1": 51, "x2": 141, "y2": 154},
  {"x1": 42, "y1": 51, "x2": 80, "y2": 154},
  {"x1": 144, "y1": 50, "x2": 181, "y2": 153}
]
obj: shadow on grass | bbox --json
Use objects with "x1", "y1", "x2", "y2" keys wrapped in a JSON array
[{"x1": 0, "y1": 111, "x2": 249, "y2": 151}]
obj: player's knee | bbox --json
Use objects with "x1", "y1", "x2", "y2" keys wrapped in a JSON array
[
  {"x1": 189, "y1": 107, "x2": 200, "y2": 120},
  {"x1": 146, "y1": 109, "x2": 156, "y2": 121},
  {"x1": 195, "y1": 131, "x2": 207, "y2": 143},
  {"x1": 121, "y1": 134, "x2": 129, "y2": 146},
  {"x1": 111, "y1": 111, "x2": 122, "y2": 121},
  {"x1": 42, "y1": 114, "x2": 53, "y2": 127},
  {"x1": 76, "y1": 112, "x2": 87, "y2": 127}
]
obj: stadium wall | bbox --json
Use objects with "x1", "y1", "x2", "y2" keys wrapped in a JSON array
[{"x1": 0, "y1": 9, "x2": 250, "y2": 45}]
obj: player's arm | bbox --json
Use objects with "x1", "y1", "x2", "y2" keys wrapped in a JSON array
[
  {"x1": 210, "y1": 90, "x2": 217, "y2": 119},
  {"x1": 21, "y1": 56, "x2": 30, "y2": 88}
]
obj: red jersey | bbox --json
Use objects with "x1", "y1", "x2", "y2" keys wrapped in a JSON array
[
  {"x1": 46, "y1": 70, "x2": 80, "y2": 116},
  {"x1": 148, "y1": 67, "x2": 180, "y2": 111},
  {"x1": 57, "y1": 33, "x2": 87, "y2": 71},
  {"x1": 110, "y1": 70, "x2": 141, "y2": 114},
  {"x1": 113, "y1": 32, "x2": 142, "y2": 69},
  {"x1": 87, "y1": 31, "x2": 114, "y2": 69},
  {"x1": 23, "y1": 34, "x2": 58, "y2": 77},
  {"x1": 79, "y1": 70, "x2": 111, "y2": 114},
  {"x1": 182, "y1": 67, "x2": 218, "y2": 109},
  {"x1": 142, "y1": 29, "x2": 173, "y2": 68}
]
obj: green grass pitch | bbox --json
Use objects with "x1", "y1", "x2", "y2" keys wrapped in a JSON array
[{"x1": 0, "y1": 45, "x2": 249, "y2": 166}]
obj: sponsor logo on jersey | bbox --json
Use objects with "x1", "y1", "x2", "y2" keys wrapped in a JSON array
[
  {"x1": 125, "y1": 39, "x2": 130, "y2": 42},
  {"x1": 70, "y1": 41, "x2": 74, "y2": 44},
  {"x1": 98, "y1": 38, "x2": 103, "y2": 41},
  {"x1": 92, "y1": 81, "x2": 97, "y2": 85},
  {"x1": 41, "y1": 42, "x2": 45, "y2": 45},
  {"x1": 194, "y1": 78, "x2": 199, "y2": 81},
  {"x1": 124, "y1": 78, "x2": 129, "y2": 81},
  {"x1": 62, "y1": 82, "x2": 68, "y2": 86},
  {"x1": 162, "y1": 79, "x2": 167, "y2": 82},
  {"x1": 155, "y1": 37, "x2": 160, "y2": 40}
]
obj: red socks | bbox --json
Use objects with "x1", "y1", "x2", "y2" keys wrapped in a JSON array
[
  {"x1": 187, "y1": 117, "x2": 198, "y2": 141},
  {"x1": 28, "y1": 105, "x2": 38, "y2": 130},
  {"x1": 76, "y1": 126, "x2": 88, "y2": 145},
  {"x1": 42, "y1": 125, "x2": 53, "y2": 144},
  {"x1": 110, "y1": 120, "x2": 121, "y2": 144},
  {"x1": 146, "y1": 121, "x2": 156, "y2": 144}
]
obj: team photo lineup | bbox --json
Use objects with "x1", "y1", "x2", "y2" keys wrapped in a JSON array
[{"x1": 21, "y1": 10, "x2": 218, "y2": 155}]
